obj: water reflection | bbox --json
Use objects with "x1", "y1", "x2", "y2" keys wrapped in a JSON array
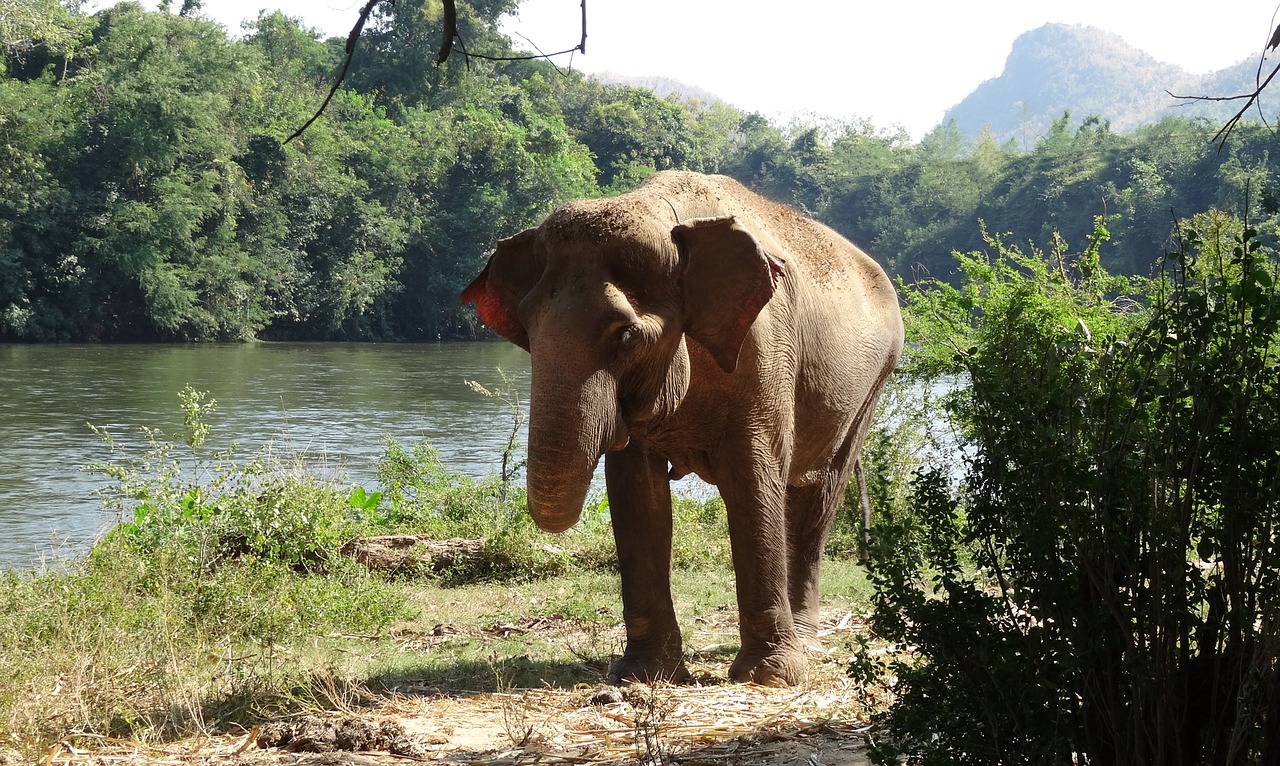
[{"x1": 0, "y1": 342, "x2": 533, "y2": 569}]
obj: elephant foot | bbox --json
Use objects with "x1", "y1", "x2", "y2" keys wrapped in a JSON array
[
  {"x1": 793, "y1": 618, "x2": 824, "y2": 655},
  {"x1": 728, "y1": 647, "x2": 808, "y2": 687},
  {"x1": 607, "y1": 652, "x2": 691, "y2": 686},
  {"x1": 800, "y1": 634, "x2": 826, "y2": 657}
]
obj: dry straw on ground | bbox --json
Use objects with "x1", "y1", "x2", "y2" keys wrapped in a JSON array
[{"x1": 32, "y1": 616, "x2": 883, "y2": 766}]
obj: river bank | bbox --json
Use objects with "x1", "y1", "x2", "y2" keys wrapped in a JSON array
[
  {"x1": 0, "y1": 399, "x2": 879, "y2": 761},
  {"x1": 0, "y1": 342, "x2": 531, "y2": 569}
]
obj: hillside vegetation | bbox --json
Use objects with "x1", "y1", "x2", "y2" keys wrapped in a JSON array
[{"x1": 3, "y1": 2, "x2": 1279, "y2": 343}]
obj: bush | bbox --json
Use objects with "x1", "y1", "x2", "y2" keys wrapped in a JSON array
[
  {"x1": 87, "y1": 388, "x2": 383, "y2": 572},
  {"x1": 865, "y1": 215, "x2": 1280, "y2": 765}
]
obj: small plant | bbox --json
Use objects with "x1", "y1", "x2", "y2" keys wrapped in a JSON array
[
  {"x1": 492, "y1": 661, "x2": 547, "y2": 748},
  {"x1": 845, "y1": 633, "x2": 893, "y2": 720},
  {"x1": 345, "y1": 485, "x2": 383, "y2": 515},
  {"x1": 86, "y1": 387, "x2": 378, "y2": 572},
  {"x1": 466, "y1": 368, "x2": 528, "y2": 489},
  {"x1": 178, "y1": 386, "x2": 216, "y2": 449},
  {"x1": 629, "y1": 684, "x2": 674, "y2": 765}
]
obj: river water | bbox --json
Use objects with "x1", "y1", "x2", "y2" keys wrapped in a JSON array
[{"x1": 0, "y1": 342, "x2": 540, "y2": 571}]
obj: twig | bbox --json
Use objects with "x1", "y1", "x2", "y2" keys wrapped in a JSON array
[
  {"x1": 283, "y1": 0, "x2": 380, "y2": 144},
  {"x1": 1167, "y1": 17, "x2": 1280, "y2": 151},
  {"x1": 442, "y1": 0, "x2": 587, "y2": 64},
  {"x1": 1168, "y1": 59, "x2": 1280, "y2": 151}
]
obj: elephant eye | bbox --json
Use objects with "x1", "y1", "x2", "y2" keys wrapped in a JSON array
[{"x1": 617, "y1": 323, "x2": 641, "y2": 346}]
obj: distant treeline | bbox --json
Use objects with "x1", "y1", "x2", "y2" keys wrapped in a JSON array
[{"x1": 2, "y1": 0, "x2": 1278, "y2": 341}]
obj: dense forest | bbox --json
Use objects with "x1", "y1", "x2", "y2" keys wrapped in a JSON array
[{"x1": 2, "y1": 0, "x2": 1279, "y2": 342}]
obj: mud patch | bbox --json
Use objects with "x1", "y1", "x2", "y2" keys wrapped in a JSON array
[{"x1": 256, "y1": 716, "x2": 430, "y2": 758}]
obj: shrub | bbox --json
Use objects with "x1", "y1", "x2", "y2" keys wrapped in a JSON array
[
  {"x1": 88, "y1": 388, "x2": 379, "y2": 572},
  {"x1": 865, "y1": 215, "x2": 1280, "y2": 765}
]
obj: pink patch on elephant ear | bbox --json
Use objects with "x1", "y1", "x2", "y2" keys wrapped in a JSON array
[
  {"x1": 461, "y1": 228, "x2": 542, "y2": 350},
  {"x1": 461, "y1": 264, "x2": 527, "y2": 349}
]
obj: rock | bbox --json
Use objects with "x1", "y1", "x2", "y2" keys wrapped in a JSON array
[
  {"x1": 337, "y1": 536, "x2": 486, "y2": 575},
  {"x1": 588, "y1": 687, "x2": 625, "y2": 706}
]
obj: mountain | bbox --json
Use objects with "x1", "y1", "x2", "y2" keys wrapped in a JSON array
[
  {"x1": 942, "y1": 23, "x2": 1260, "y2": 146},
  {"x1": 591, "y1": 71, "x2": 724, "y2": 105}
]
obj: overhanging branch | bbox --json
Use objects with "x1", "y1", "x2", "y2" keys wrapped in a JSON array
[
  {"x1": 438, "y1": 0, "x2": 586, "y2": 64},
  {"x1": 1167, "y1": 20, "x2": 1280, "y2": 151},
  {"x1": 285, "y1": 0, "x2": 588, "y2": 144},
  {"x1": 283, "y1": 0, "x2": 380, "y2": 144}
]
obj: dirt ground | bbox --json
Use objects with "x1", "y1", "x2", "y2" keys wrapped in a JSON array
[
  {"x1": 36, "y1": 687, "x2": 871, "y2": 766},
  {"x1": 33, "y1": 608, "x2": 879, "y2": 766}
]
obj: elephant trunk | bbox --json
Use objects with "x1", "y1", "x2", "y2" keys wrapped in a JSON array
[{"x1": 525, "y1": 365, "x2": 627, "y2": 533}]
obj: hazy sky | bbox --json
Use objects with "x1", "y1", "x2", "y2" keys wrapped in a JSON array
[{"x1": 175, "y1": 0, "x2": 1278, "y2": 138}]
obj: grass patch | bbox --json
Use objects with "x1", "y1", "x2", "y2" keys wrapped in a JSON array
[{"x1": 0, "y1": 390, "x2": 880, "y2": 760}]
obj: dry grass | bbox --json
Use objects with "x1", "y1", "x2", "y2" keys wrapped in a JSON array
[
  {"x1": 1, "y1": 513, "x2": 886, "y2": 766},
  {"x1": 26, "y1": 600, "x2": 886, "y2": 766}
]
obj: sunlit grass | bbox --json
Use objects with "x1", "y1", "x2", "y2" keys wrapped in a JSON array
[{"x1": 0, "y1": 391, "x2": 878, "y2": 759}]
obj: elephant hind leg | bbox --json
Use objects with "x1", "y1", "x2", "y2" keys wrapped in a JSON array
[{"x1": 785, "y1": 429, "x2": 861, "y2": 649}]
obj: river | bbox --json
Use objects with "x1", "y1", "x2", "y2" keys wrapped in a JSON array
[{"x1": 0, "y1": 342, "x2": 541, "y2": 571}]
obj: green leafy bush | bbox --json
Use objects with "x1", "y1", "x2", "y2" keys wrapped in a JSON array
[
  {"x1": 865, "y1": 215, "x2": 1280, "y2": 764},
  {"x1": 88, "y1": 388, "x2": 377, "y2": 571}
]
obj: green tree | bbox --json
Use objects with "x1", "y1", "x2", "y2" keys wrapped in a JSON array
[
  {"x1": 0, "y1": 0, "x2": 85, "y2": 58},
  {"x1": 568, "y1": 84, "x2": 699, "y2": 193},
  {"x1": 346, "y1": 0, "x2": 518, "y2": 111},
  {"x1": 388, "y1": 81, "x2": 597, "y2": 339}
]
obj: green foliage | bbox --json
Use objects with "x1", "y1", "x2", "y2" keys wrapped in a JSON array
[
  {"x1": 0, "y1": 0, "x2": 89, "y2": 60},
  {"x1": 377, "y1": 438, "x2": 510, "y2": 531},
  {"x1": 865, "y1": 216, "x2": 1280, "y2": 764},
  {"x1": 6, "y1": 1, "x2": 1280, "y2": 340},
  {"x1": 670, "y1": 493, "x2": 732, "y2": 571},
  {"x1": 87, "y1": 388, "x2": 375, "y2": 571}
]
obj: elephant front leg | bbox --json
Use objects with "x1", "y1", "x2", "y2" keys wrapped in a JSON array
[
  {"x1": 720, "y1": 473, "x2": 808, "y2": 687},
  {"x1": 604, "y1": 441, "x2": 689, "y2": 684}
]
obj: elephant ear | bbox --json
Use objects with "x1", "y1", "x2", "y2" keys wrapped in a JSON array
[
  {"x1": 672, "y1": 215, "x2": 786, "y2": 373},
  {"x1": 460, "y1": 228, "x2": 543, "y2": 351}
]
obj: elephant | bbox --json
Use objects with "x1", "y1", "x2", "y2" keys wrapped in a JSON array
[{"x1": 461, "y1": 171, "x2": 904, "y2": 686}]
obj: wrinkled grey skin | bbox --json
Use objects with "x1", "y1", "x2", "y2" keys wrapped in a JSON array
[{"x1": 462, "y1": 172, "x2": 903, "y2": 686}]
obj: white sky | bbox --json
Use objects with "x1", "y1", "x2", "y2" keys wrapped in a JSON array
[{"x1": 188, "y1": 0, "x2": 1279, "y2": 139}]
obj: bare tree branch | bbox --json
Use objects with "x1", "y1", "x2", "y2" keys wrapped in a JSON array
[
  {"x1": 1167, "y1": 19, "x2": 1280, "y2": 151},
  {"x1": 442, "y1": 0, "x2": 586, "y2": 65},
  {"x1": 436, "y1": 0, "x2": 457, "y2": 64},
  {"x1": 283, "y1": 0, "x2": 380, "y2": 145},
  {"x1": 285, "y1": 0, "x2": 588, "y2": 143}
]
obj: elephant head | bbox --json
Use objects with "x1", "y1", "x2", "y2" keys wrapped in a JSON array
[{"x1": 462, "y1": 200, "x2": 785, "y2": 533}]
